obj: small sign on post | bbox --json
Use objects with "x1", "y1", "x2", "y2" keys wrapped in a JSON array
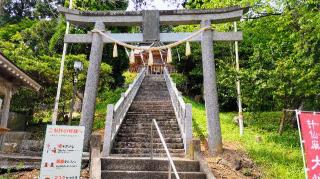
[
  {"x1": 296, "y1": 111, "x2": 320, "y2": 179},
  {"x1": 40, "y1": 125, "x2": 85, "y2": 179}
]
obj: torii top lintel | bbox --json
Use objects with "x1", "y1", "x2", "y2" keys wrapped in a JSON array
[{"x1": 58, "y1": 6, "x2": 249, "y2": 26}]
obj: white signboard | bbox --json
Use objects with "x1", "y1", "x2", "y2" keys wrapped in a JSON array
[{"x1": 40, "y1": 125, "x2": 85, "y2": 179}]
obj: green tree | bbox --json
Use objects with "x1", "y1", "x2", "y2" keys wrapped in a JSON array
[{"x1": 174, "y1": 0, "x2": 320, "y2": 113}]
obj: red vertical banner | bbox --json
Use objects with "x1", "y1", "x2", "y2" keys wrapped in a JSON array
[{"x1": 298, "y1": 111, "x2": 320, "y2": 179}]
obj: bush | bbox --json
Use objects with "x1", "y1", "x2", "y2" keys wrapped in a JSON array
[{"x1": 170, "y1": 73, "x2": 188, "y2": 92}]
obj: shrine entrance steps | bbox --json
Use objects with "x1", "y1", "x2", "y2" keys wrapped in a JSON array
[
  {"x1": 101, "y1": 75, "x2": 206, "y2": 179},
  {"x1": 101, "y1": 157, "x2": 206, "y2": 179},
  {"x1": 111, "y1": 75, "x2": 184, "y2": 157}
]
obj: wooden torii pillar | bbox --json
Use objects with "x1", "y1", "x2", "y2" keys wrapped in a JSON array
[{"x1": 59, "y1": 6, "x2": 248, "y2": 155}]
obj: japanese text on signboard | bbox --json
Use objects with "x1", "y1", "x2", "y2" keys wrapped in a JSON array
[
  {"x1": 40, "y1": 125, "x2": 85, "y2": 179},
  {"x1": 298, "y1": 112, "x2": 320, "y2": 179}
]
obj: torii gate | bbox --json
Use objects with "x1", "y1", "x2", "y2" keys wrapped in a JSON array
[{"x1": 58, "y1": 6, "x2": 248, "y2": 155}]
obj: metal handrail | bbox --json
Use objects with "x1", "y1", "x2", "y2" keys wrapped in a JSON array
[{"x1": 151, "y1": 119, "x2": 180, "y2": 179}]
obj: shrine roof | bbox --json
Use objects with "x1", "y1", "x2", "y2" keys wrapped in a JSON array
[{"x1": 0, "y1": 52, "x2": 41, "y2": 91}]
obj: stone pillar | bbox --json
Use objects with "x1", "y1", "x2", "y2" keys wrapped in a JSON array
[
  {"x1": 185, "y1": 103, "x2": 193, "y2": 154},
  {"x1": 80, "y1": 22, "x2": 105, "y2": 151},
  {"x1": 1, "y1": 88, "x2": 12, "y2": 128},
  {"x1": 200, "y1": 20, "x2": 223, "y2": 156},
  {"x1": 102, "y1": 104, "x2": 113, "y2": 157}
]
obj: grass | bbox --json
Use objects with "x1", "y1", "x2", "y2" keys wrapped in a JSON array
[
  {"x1": 184, "y1": 97, "x2": 305, "y2": 179},
  {"x1": 93, "y1": 88, "x2": 126, "y2": 129},
  {"x1": 93, "y1": 71, "x2": 137, "y2": 130}
]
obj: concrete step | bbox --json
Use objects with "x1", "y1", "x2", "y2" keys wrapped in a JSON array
[
  {"x1": 135, "y1": 94, "x2": 169, "y2": 96},
  {"x1": 120, "y1": 125, "x2": 180, "y2": 131},
  {"x1": 137, "y1": 86, "x2": 167, "y2": 89},
  {"x1": 131, "y1": 101, "x2": 172, "y2": 105},
  {"x1": 135, "y1": 93, "x2": 169, "y2": 95},
  {"x1": 138, "y1": 87, "x2": 168, "y2": 90},
  {"x1": 136, "y1": 91, "x2": 167, "y2": 93},
  {"x1": 123, "y1": 118, "x2": 178, "y2": 122},
  {"x1": 135, "y1": 95, "x2": 169, "y2": 97},
  {"x1": 112, "y1": 148, "x2": 185, "y2": 155},
  {"x1": 127, "y1": 107, "x2": 173, "y2": 111},
  {"x1": 139, "y1": 87, "x2": 167, "y2": 89},
  {"x1": 116, "y1": 133, "x2": 181, "y2": 138},
  {"x1": 126, "y1": 111, "x2": 175, "y2": 115},
  {"x1": 126, "y1": 111, "x2": 176, "y2": 119},
  {"x1": 118, "y1": 128, "x2": 180, "y2": 135},
  {"x1": 123, "y1": 119, "x2": 177, "y2": 124},
  {"x1": 114, "y1": 142, "x2": 184, "y2": 149},
  {"x1": 128, "y1": 108, "x2": 174, "y2": 112},
  {"x1": 0, "y1": 153, "x2": 89, "y2": 170},
  {"x1": 131, "y1": 101, "x2": 172, "y2": 104},
  {"x1": 101, "y1": 158, "x2": 200, "y2": 171},
  {"x1": 134, "y1": 98, "x2": 171, "y2": 101},
  {"x1": 120, "y1": 125, "x2": 180, "y2": 130},
  {"x1": 122, "y1": 120, "x2": 178, "y2": 125},
  {"x1": 115, "y1": 137, "x2": 183, "y2": 143},
  {"x1": 122, "y1": 121, "x2": 178, "y2": 125},
  {"x1": 120, "y1": 127, "x2": 178, "y2": 133},
  {"x1": 124, "y1": 117, "x2": 177, "y2": 121},
  {"x1": 0, "y1": 154, "x2": 41, "y2": 170},
  {"x1": 101, "y1": 170, "x2": 206, "y2": 179},
  {"x1": 126, "y1": 112, "x2": 175, "y2": 119},
  {"x1": 137, "y1": 91, "x2": 168, "y2": 94},
  {"x1": 129, "y1": 103, "x2": 173, "y2": 106},
  {"x1": 124, "y1": 116, "x2": 176, "y2": 119},
  {"x1": 109, "y1": 153, "x2": 185, "y2": 158}
]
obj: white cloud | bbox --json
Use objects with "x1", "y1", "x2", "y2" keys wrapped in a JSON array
[{"x1": 126, "y1": 0, "x2": 184, "y2": 11}]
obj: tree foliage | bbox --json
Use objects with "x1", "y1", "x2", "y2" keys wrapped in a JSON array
[
  {"x1": 0, "y1": 0, "x2": 127, "y2": 121},
  {"x1": 173, "y1": 0, "x2": 320, "y2": 112},
  {"x1": 0, "y1": 0, "x2": 319, "y2": 121}
]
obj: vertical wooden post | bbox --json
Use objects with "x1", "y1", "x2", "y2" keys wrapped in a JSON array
[
  {"x1": 68, "y1": 73, "x2": 77, "y2": 125},
  {"x1": 234, "y1": 22, "x2": 244, "y2": 136},
  {"x1": 200, "y1": 20, "x2": 223, "y2": 156},
  {"x1": 278, "y1": 109, "x2": 286, "y2": 135},
  {"x1": 1, "y1": 88, "x2": 12, "y2": 127},
  {"x1": 51, "y1": 0, "x2": 73, "y2": 125},
  {"x1": 102, "y1": 104, "x2": 114, "y2": 157},
  {"x1": 80, "y1": 22, "x2": 105, "y2": 151},
  {"x1": 1, "y1": 88, "x2": 12, "y2": 128}
]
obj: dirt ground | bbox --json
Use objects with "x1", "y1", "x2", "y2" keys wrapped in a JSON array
[{"x1": 202, "y1": 140, "x2": 261, "y2": 179}]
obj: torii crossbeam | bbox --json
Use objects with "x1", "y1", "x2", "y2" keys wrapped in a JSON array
[{"x1": 58, "y1": 6, "x2": 248, "y2": 155}]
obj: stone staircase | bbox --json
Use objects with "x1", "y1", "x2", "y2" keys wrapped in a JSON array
[
  {"x1": 111, "y1": 75, "x2": 185, "y2": 157},
  {"x1": 101, "y1": 75, "x2": 207, "y2": 179},
  {"x1": 101, "y1": 158, "x2": 206, "y2": 179}
]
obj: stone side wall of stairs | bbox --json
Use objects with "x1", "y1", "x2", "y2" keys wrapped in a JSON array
[{"x1": 111, "y1": 75, "x2": 184, "y2": 157}]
